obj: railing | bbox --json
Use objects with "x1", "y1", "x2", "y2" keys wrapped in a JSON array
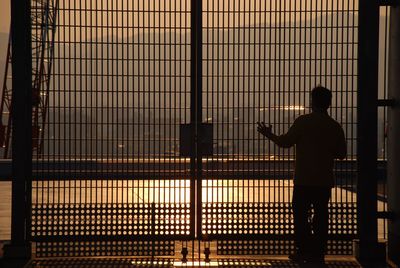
[{"x1": 0, "y1": 159, "x2": 387, "y2": 181}]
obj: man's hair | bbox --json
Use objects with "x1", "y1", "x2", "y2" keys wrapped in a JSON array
[{"x1": 311, "y1": 86, "x2": 332, "y2": 110}]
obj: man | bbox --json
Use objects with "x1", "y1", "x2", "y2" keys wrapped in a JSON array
[{"x1": 257, "y1": 86, "x2": 346, "y2": 265}]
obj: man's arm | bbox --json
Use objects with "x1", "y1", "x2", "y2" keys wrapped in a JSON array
[{"x1": 257, "y1": 121, "x2": 299, "y2": 148}]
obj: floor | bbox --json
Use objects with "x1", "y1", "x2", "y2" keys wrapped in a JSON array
[
  {"x1": 24, "y1": 257, "x2": 364, "y2": 268},
  {"x1": 0, "y1": 241, "x2": 394, "y2": 268},
  {"x1": 0, "y1": 179, "x2": 391, "y2": 268}
]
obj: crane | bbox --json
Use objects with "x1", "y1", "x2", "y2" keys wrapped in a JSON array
[{"x1": 0, "y1": 0, "x2": 59, "y2": 158}]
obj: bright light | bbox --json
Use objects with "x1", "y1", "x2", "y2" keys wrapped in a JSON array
[
  {"x1": 174, "y1": 261, "x2": 219, "y2": 267},
  {"x1": 260, "y1": 105, "x2": 305, "y2": 111},
  {"x1": 284, "y1": 105, "x2": 305, "y2": 111}
]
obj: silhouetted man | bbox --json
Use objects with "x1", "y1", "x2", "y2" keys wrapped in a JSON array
[{"x1": 257, "y1": 86, "x2": 346, "y2": 266}]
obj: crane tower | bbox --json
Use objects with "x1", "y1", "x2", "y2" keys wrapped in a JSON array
[{"x1": 0, "y1": 0, "x2": 59, "y2": 158}]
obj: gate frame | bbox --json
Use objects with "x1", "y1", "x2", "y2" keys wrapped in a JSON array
[
  {"x1": 190, "y1": 0, "x2": 204, "y2": 240},
  {"x1": 357, "y1": 0, "x2": 386, "y2": 263},
  {"x1": 1, "y1": 0, "x2": 388, "y2": 261}
]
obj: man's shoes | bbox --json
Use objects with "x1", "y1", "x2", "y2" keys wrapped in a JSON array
[
  {"x1": 304, "y1": 255, "x2": 327, "y2": 268},
  {"x1": 289, "y1": 252, "x2": 327, "y2": 267},
  {"x1": 288, "y1": 252, "x2": 308, "y2": 264}
]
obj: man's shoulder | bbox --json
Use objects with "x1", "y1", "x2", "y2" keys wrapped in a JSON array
[
  {"x1": 322, "y1": 115, "x2": 344, "y2": 134},
  {"x1": 294, "y1": 113, "x2": 316, "y2": 124},
  {"x1": 325, "y1": 115, "x2": 342, "y2": 128},
  {"x1": 295, "y1": 113, "x2": 310, "y2": 122},
  {"x1": 299, "y1": 113, "x2": 342, "y2": 128}
]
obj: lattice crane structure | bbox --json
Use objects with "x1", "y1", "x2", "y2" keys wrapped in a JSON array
[{"x1": 0, "y1": 0, "x2": 59, "y2": 158}]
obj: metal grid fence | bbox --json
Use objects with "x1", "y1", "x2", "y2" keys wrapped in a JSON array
[
  {"x1": 32, "y1": 0, "x2": 193, "y2": 257},
  {"x1": 202, "y1": 0, "x2": 358, "y2": 255},
  {"x1": 26, "y1": 0, "x2": 380, "y2": 258}
]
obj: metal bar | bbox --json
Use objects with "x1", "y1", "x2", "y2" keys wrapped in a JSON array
[
  {"x1": 190, "y1": 0, "x2": 203, "y2": 240},
  {"x1": 190, "y1": 0, "x2": 197, "y2": 240},
  {"x1": 377, "y1": 211, "x2": 396, "y2": 220},
  {"x1": 379, "y1": 0, "x2": 400, "y2": 7},
  {"x1": 357, "y1": 0, "x2": 380, "y2": 262},
  {"x1": 380, "y1": 4, "x2": 390, "y2": 243},
  {"x1": 387, "y1": 3, "x2": 400, "y2": 265},
  {"x1": 3, "y1": 0, "x2": 32, "y2": 259},
  {"x1": 29, "y1": 233, "x2": 356, "y2": 242},
  {"x1": 377, "y1": 98, "x2": 397, "y2": 106}
]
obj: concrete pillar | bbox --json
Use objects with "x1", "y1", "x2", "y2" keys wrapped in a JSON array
[{"x1": 387, "y1": 4, "x2": 400, "y2": 266}]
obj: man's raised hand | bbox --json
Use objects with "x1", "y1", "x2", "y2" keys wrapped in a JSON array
[{"x1": 257, "y1": 122, "x2": 272, "y2": 137}]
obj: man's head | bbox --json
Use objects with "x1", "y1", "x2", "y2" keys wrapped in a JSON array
[{"x1": 311, "y1": 86, "x2": 332, "y2": 111}]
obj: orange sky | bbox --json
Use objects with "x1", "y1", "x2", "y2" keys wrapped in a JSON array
[
  {"x1": 0, "y1": 0, "x2": 10, "y2": 80},
  {"x1": 0, "y1": 0, "x2": 10, "y2": 33},
  {"x1": 0, "y1": 0, "x2": 382, "y2": 37}
]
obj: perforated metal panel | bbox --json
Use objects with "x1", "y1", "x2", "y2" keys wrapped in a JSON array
[
  {"x1": 35, "y1": 241, "x2": 175, "y2": 258},
  {"x1": 29, "y1": 258, "x2": 174, "y2": 267},
  {"x1": 31, "y1": 203, "x2": 190, "y2": 238}
]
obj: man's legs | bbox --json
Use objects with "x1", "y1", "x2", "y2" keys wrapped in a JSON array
[
  {"x1": 292, "y1": 185, "x2": 312, "y2": 258},
  {"x1": 310, "y1": 187, "x2": 331, "y2": 260}
]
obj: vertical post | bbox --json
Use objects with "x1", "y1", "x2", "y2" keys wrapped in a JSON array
[
  {"x1": 195, "y1": 0, "x2": 203, "y2": 242},
  {"x1": 3, "y1": 0, "x2": 32, "y2": 260},
  {"x1": 387, "y1": 3, "x2": 400, "y2": 266},
  {"x1": 190, "y1": 0, "x2": 203, "y2": 240},
  {"x1": 357, "y1": 0, "x2": 380, "y2": 262}
]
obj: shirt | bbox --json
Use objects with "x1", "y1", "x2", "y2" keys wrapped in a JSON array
[{"x1": 274, "y1": 112, "x2": 347, "y2": 187}]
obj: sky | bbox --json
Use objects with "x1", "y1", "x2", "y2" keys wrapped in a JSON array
[
  {"x1": 0, "y1": 0, "x2": 10, "y2": 33},
  {"x1": 0, "y1": 0, "x2": 361, "y2": 84},
  {"x1": 0, "y1": 0, "x2": 381, "y2": 66},
  {"x1": 0, "y1": 0, "x2": 388, "y2": 92},
  {"x1": 0, "y1": 0, "x2": 10, "y2": 71}
]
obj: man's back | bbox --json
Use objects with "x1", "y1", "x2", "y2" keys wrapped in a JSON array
[
  {"x1": 274, "y1": 112, "x2": 346, "y2": 187},
  {"x1": 292, "y1": 112, "x2": 346, "y2": 187}
]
